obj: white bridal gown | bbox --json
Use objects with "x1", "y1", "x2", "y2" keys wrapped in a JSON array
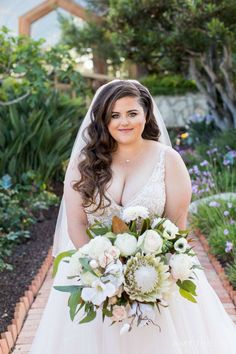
[{"x1": 30, "y1": 149, "x2": 236, "y2": 354}]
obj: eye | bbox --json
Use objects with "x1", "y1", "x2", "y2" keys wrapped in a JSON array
[
  {"x1": 111, "y1": 114, "x2": 119, "y2": 119},
  {"x1": 129, "y1": 112, "x2": 137, "y2": 117}
]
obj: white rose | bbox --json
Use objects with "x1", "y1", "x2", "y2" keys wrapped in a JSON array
[
  {"x1": 80, "y1": 271, "x2": 98, "y2": 286},
  {"x1": 67, "y1": 251, "x2": 83, "y2": 277},
  {"x1": 137, "y1": 230, "x2": 163, "y2": 254},
  {"x1": 162, "y1": 220, "x2": 179, "y2": 239},
  {"x1": 174, "y1": 237, "x2": 189, "y2": 253},
  {"x1": 114, "y1": 233, "x2": 137, "y2": 257},
  {"x1": 169, "y1": 254, "x2": 194, "y2": 281},
  {"x1": 87, "y1": 236, "x2": 112, "y2": 259}
]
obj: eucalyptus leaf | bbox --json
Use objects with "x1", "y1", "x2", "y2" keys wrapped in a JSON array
[
  {"x1": 52, "y1": 250, "x2": 76, "y2": 277},
  {"x1": 53, "y1": 285, "x2": 82, "y2": 293},
  {"x1": 68, "y1": 289, "x2": 82, "y2": 320},
  {"x1": 79, "y1": 309, "x2": 97, "y2": 324}
]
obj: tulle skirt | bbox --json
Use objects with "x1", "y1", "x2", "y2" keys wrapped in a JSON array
[{"x1": 30, "y1": 250, "x2": 236, "y2": 354}]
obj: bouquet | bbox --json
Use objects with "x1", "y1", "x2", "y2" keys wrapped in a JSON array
[{"x1": 53, "y1": 206, "x2": 203, "y2": 334}]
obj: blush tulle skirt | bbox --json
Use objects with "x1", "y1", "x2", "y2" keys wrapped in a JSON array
[{"x1": 29, "y1": 251, "x2": 236, "y2": 354}]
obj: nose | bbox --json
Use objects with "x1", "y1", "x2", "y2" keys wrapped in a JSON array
[{"x1": 120, "y1": 116, "x2": 129, "y2": 126}]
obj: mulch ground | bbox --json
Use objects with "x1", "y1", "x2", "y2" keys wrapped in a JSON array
[{"x1": 0, "y1": 182, "x2": 63, "y2": 334}]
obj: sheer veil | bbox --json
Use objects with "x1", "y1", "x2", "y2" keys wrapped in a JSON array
[{"x1": 52, "y1": 79, "x2": 172, "y2": 257}]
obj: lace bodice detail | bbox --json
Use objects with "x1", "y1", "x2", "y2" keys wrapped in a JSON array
[{"x1": 85, "y1": 149, "x2": 166, "y2": 226}]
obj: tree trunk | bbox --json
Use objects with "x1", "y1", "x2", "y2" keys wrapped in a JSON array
[{"x1": 188, "y1": 47, "x2": 236, "y2": 130}]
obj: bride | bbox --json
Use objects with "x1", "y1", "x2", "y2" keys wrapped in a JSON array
[{"x1": 30, "y1": 79, "x2": 236, "y2": 354}]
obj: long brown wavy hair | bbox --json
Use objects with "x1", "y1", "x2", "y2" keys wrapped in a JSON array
[{"x1": 72, "y1": 80, "x2": 161, "y2": 213}]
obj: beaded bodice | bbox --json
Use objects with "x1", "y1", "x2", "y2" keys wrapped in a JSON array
[{"x1": 85, "y1": 149, "x2": 166, "y2": 226}]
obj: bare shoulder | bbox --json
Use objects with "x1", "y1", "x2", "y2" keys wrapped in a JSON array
[{"x1": 150, "y1": 141, "x2": 181, "y2": 163}]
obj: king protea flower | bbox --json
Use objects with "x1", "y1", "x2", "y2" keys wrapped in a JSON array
[{"x1": 123, "y1": 253, "x2": 170, "y2": 302}]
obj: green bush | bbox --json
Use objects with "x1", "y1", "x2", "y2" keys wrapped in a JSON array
[
  {"x1": 189, "y1": 198, "x2": 236, "y2": 237},
  {"x1": 0, "y1": 93, "x2": 85, "y2": 184},
  {"x1": 140, "y1": 74, "x2": 198, "y2": 96},
  {"x1": 225, "y1": 263, "x2": 236, "y2": 289},
  {"x1": 0, "y1": 27, "x2": 88, "y2": 185},
  {"x1": 208, "y1": 224, "x2": 236, "y2": 263},
  {"x1": 0, "y1": 173, "x2": 59, "y2": 271}
]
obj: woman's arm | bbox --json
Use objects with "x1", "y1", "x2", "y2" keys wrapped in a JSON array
[
  {"x1": 163, "y1": 148, "x2": 192, "y2": 229},
  {"x1": 63, "y1": 158, "x2": 90, "y2": 249}
]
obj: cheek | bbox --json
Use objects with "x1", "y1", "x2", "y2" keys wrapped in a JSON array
[{"x1": 107, "y1": 120, "x2": 118, "y2": 136}]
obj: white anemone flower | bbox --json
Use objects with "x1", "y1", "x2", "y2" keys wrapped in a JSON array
[
  {"x1": 162, "y1": 220, "x2": 179, "y2": 239},
  {"x1": 174, "y1": 237, "x2": 189, "y2": 253},
  {"x1": 122, "y1": 206, "x2": 149, "y2": 223},
  {"x1": 81, "y1": 279, "x2": 116, "y2": 306}
]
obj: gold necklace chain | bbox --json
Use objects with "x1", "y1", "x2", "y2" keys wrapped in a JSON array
[{"x1": 115, "y1": 145, "x2": 146, "y2": 164}]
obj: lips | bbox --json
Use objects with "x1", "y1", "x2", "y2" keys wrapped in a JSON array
[{"x1": 118, "y1": 128, "x2": 133, "y2": 131}]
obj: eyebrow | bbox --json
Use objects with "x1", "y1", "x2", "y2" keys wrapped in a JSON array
[{"x1": 111, "y1": 109, "x2": 139, "y2": 113}]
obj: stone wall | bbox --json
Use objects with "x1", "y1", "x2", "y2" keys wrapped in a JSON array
[{"x1": 154, "y1": 93, "x2": 208, "y2": 127}]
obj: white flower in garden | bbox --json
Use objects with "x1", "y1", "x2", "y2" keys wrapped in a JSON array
[
  {"x1": 80, "y1": 271, "x2": 98, "y2": 286},
  {"x1": 67, "y1": 251, "x2": 83, "y2": 277},
  {"x1": 162, "y1": 220, "x2": 179, "y2": 239},
  {"x1": 114, "y1": 233, "x2": 137, "y2": 256},
  {"x1": 174, "y1": 237, "x2": 189, "y2": 253},
  {"x1": 111, "y1": 305, "x2": 127, "y2": 322},
  {"x1": 122, "y1": 206, "x2": 149, "y2": 223},
  {"x1": 137, "y1": 230, "x2": 163, "y2": 254},
  {"x1": 120, "y1": 323, "x2": 131, "y2": 335},
  {"x1": 151, "y1": 217, "x2": 163, "y2": 229},
  {"x1": 169, "y1": 254, "x2": 194, "y2": 281},
  {"x1": 81, "y1": 279, "x2": 116, "y2": 306},
  {"x1": 87, "y1": 236, "x2": 112, "y2": 259}
]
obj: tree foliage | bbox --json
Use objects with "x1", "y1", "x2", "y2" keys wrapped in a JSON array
[{"x1": 63, "y1": 0, "x2": 236, "y2": 129}]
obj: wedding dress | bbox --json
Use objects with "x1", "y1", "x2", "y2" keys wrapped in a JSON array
[{"x1": 30, "y1": 148, "x2": 236, "y2": 354}]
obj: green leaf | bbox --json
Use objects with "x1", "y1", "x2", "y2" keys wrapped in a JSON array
[
  {"x1": 177, "y1": 279, "x2": 197, "y2": 296},
  {"x1": 90, "y1": 226, "x2": 109, "y2": 236},
  {"x1": 53, "y1": 285, "x2": 82, "y2": 293},
  {"x1": 140, "y1": 218, "x2": 150, "y2": 234},
  {"x1": 102, "y1": 307, "x2": 113, "y2": 317},
  {"x1": 52, "y1": 250, "x2": 76, "y2": 277},
  {"x1": 86, "y1": 228, "x2": 95, "y2": 239},
  {"x1": 68, "y1": 289, "x2": 82, "y2": 320},
  {"x1": 179, "y1": 288, "x2": 197, "y2": 303},
  {"x1": 79, "y1": 309, "x2": 97, "y2": 324}
]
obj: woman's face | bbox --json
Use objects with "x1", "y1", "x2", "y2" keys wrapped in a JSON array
[{"x1": 107, "y1": 96, "x2": 146, "y2": 145}]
